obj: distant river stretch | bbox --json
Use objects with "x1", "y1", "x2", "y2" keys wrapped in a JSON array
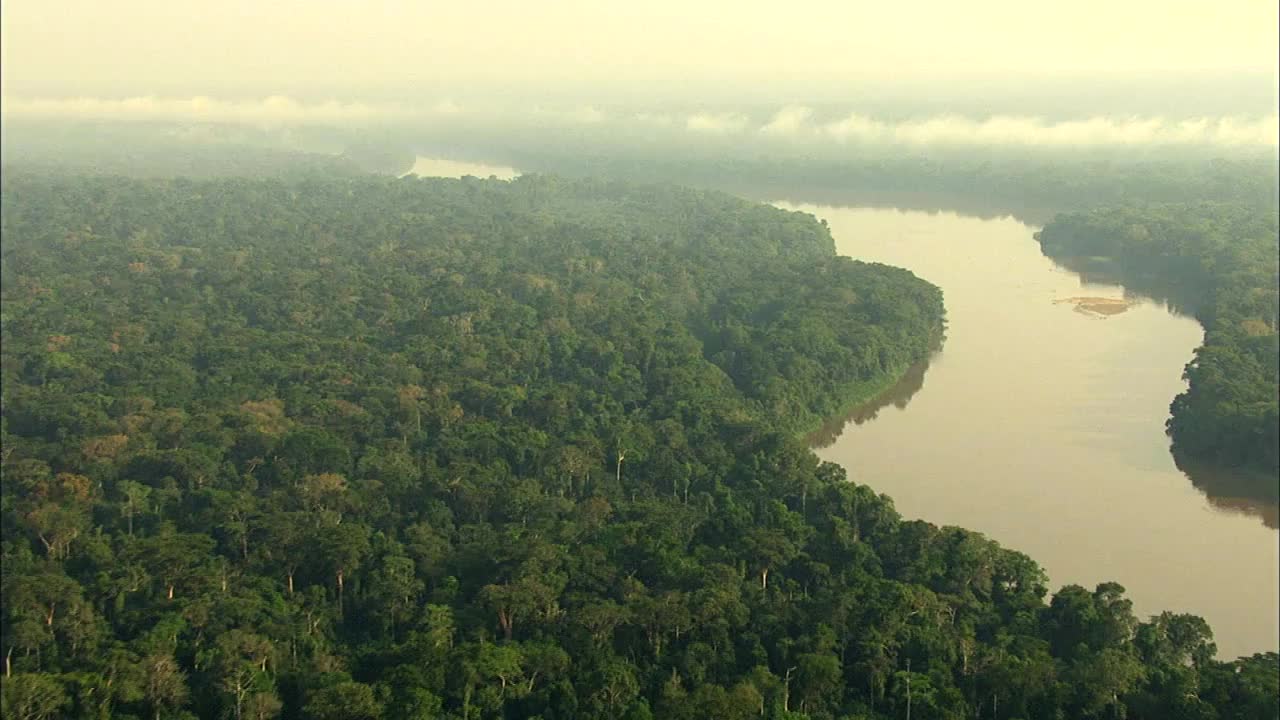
[
  {"x1": 779, "y1": 203, "x2": 1278, "y2": 660},
  {"x1": 401, "y1": 156, "x2": 519, "y2": 180}
]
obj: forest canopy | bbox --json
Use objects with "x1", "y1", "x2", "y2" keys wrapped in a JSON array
[{"x1": 0, "y1": 172, "x2": 1275, "y2": 720}]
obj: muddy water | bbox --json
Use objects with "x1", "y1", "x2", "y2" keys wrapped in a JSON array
[{"x1": 781, "y1": 203, "x2": 1279, "y2": 660}]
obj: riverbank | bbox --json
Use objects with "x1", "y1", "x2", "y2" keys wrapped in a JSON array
[
  {"x1": 1035, "y1": 205, "x2": 1279, "y2": 480},
  {"x1": 792, "y1": 361, "x2": 916, "y2": 443}
]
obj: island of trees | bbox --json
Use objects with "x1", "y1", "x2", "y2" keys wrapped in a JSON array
[{"x1": 2, "y1": 171, "x2": 1276, "y2": 719}]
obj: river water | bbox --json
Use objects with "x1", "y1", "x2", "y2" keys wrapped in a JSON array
[
  {"x1": 780, "y1": 203, "x2": 1278, "y2": 660},
  {"x1": 401, "y1": 156, "x2": 519, "y2": 180},
  {"x1": 404, "y1": 157, "x2": 1278, "y2": 658}
]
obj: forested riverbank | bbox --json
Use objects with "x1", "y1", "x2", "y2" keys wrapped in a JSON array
[
  {"x1": 1036, "y1": 203, "x2": 1279, "y2": 494},
  {"x1": 2, "y1": 172, "x2": 1276, "y2": 719}
]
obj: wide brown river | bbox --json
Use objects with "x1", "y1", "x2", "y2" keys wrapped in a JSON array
[{"x1": 779, "y1": 203, "x2": 1278, "y2": 660}]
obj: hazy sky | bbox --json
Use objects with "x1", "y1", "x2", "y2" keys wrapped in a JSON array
[{"x1": 3, "y1": 0, "x2": 1277, "y2": 102}]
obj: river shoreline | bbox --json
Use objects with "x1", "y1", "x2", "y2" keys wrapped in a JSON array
[
  {"x1": 794, "y1": 361, "x2": 915, "y2": 443},
  {"x1": 791, "y1": 202, "x2": 1277, "y2": 659}
]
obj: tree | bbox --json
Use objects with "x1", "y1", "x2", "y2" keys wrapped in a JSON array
[
  {"x1": 213, "y1": 630, "x2": 274, "y2": 720},
  {"x1": 365, "y1": 552, "x2": 423, "y2": 637},
  {"x1": 18, "y1": 473, "x2": 93, "y2": 561},
  {"x1": 312, "y1": 521, "x2": 370, "y2": 606},
  {"x1": 244, "y1": 690, "x2": 283, "y2": 720},
  {"x1": 133, "y1": 529, "x2": 216, "y2": 601},
  {"x1": 743, "y1": 526, "x2": 800, "y2": 591},
  {"x1": 117, "y1": 480, "x2": 152, "y2": 537},
  {"x1": 144, "y1": 653, "x2": 189, "y2": 720},
  {"x1": 303, "y1": 680, "x2": 381, "y2": 720},
  {"x1": 794, "y1": 652, "x2": 842, "y2": 716},
  {"x1": 0, "y1": 673, "x2": 69, "y2": 720}
]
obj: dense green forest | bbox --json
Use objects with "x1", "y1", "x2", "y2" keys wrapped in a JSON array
[
  {"x1": 1035, "y1": 204, "x2": 1280, "y2": 493},
  {"x1": 1, "y1": 172, "x2": 1276, "y2": 720}
]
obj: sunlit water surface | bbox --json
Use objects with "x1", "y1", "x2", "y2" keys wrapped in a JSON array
[
  {"x1": 776, "y1": 204, "x2": 1278, "y2": 660},
  {"x1": 401, "y1": 156, "x2": 520, "y2": 180}
]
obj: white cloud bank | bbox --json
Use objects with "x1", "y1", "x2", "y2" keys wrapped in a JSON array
[
  {"x1": 685, "y1": 112, "x2": 749, "y2": 134},
  {"x1": 759, "y1": 105, "x2": 1280, "y2": 147},
  {"x1": 0, "y1": 95, "x2": 422, "y2": 126},
  {"x1": 4, "y1": 95, "x2": 1276, "y2": 148}
]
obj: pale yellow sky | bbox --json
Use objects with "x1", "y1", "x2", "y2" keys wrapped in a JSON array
[{"x1": 2, "y1": 0, "x2": 1277, "y2": 99}]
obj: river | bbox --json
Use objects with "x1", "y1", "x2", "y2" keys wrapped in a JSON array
[
  {"x1": 404, "y1": 156, "x2": 1278, "y2": 659},
  {"x1": 780, "y1": 203, "x2": 1278, "y2": 660},
  {"x1": 401, "y1": 156, "x2": 520, "y2": 180}
]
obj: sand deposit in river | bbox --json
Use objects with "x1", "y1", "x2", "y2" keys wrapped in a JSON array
[{"x1": 1054, "y1": 296, "x2": 1137, "y2": 317}]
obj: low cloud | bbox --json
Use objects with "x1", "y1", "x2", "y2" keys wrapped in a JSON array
[
  {"x1": 805, "y1": 109, "x2": 1279, "y2": 148},
  {"x1": 670, "y1": 106, "x2": 1276, "y2": 148},
  {"x1": 431, "y1": 99, "x2": 464, "y2": 115},
  {"x1": 0, "y1": 95, "x2": 416, "y2": 126},
  {"x1": 551, "y1": 105, "x2": 607, "y2": 124},
  {"x1": 686, "y1": 112, "x2": 749, "y2": 133},
  {"x1": 760, "y1": 105, "x2": 814, "y2": 136},
  {"x1": 634, "y1": 112, "x2": 675, "y2": 127},
  {"x1": 5, "y1": 94, "x2": 1276, "y2": 149}
]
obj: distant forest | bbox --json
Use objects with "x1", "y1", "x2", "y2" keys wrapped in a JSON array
[
  {"x1": 5, "y1": 118, "x2": 1277, "y2": 219},
  {"x1": 1, "y1": 172, "x2": 1275, "y2": 720},
  {"x1": 458, "y1": 151, "x2": 1280, "y2": 223}
]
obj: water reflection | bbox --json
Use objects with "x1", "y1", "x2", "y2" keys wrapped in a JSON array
[
  {"x1": 1039, "y1": 253, "x2": 1204, "y2": 319},
  {"x1": 1204, "y1": 496, "x2": 1280, "y2": 530},
  {"x1": 1041, "y1": 252, "x2": 1278, "y2": 527},
  {"x1": 806, "y1": 356, "x2": 934, "y2": 449},
  {"x1": 1174, "y1": 451, "x2": 1280, "y2": 529}
]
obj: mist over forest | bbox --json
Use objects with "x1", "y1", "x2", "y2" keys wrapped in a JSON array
[{"x1": 2, "y1": 2, "x2": 1278, "y2": 720}]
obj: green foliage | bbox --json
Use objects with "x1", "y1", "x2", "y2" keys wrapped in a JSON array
[
  {"x1": 0, "y1": 172, "x2": 1273, "y2": 719},
  {"x1": 0, "y1": 673, "x2": 69, "y2": 720}
]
